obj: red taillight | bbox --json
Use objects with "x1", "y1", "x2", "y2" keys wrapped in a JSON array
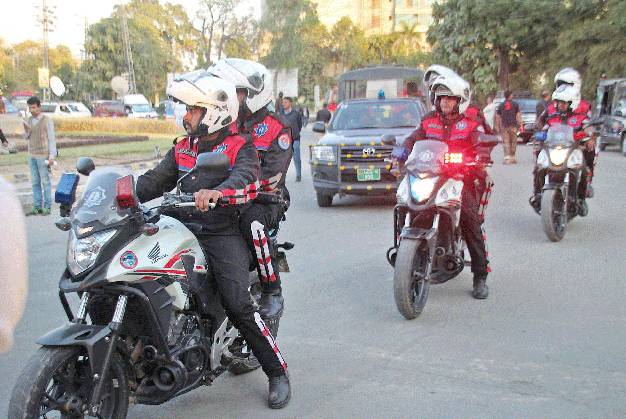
[
  {"x1": 444, "y1": 152, "x2": 463, "y2": 164},
  {"x1": 116, "y1": 175, "x2": 138, "y2": 209}
]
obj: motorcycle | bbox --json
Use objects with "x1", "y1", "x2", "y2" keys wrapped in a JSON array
[
  {"x1": 531, "y1": 125, "x2": 588, "y2": 242},
  {"x1": 8, "y1": 153, "x2": 271, "y2": 418},
  {"x1": 384, "y1": 134, "x2": 497, "y2": 320}
]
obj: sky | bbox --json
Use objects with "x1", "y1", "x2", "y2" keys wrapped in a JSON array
[{"x1": 0, "y1": 0, "x2": 261, "y2": 57}]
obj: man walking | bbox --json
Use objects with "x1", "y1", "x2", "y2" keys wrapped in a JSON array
[
  {"x1": 315, "y1": 103, "x2": 332, "y2": 124},
  {"x1": 495, "y1": 90, "x2": 522, "y2": 164},
  {"x1": 281, "y1": 97, "x2": 303, "y2": 181},
  {"x1": 23, "y1": 96, "x2": 56, "y2": 215}
]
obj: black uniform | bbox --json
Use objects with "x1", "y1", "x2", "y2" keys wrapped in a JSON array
[{"x1": 136, "y1": 127, "x2": 287, "y2": 378}]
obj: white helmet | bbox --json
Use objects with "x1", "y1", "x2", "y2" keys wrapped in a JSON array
[
  {"x1": 166, "y1": 70, "x2": 238, "y2": 135},
  {"x1": 423, "y1": 64, "x2": 458, "y2": 88},
  {"x1": 554, "y1": 67, "x2": 582, "y2": 91},
  {"x1": 430, "y1": 74, "x2": 471, "y2": 113},
  {"x1": 208, "y1": 58, "x2": 272, "y2": 114},
  {"x1": 551, "y1": 84, "x2": 580, "y2": 110}
]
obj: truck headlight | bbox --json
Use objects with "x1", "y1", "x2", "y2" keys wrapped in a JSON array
[
  {"x1": 409, "y1": 175, "x2": 437, "y2": 203},
  {"x1": 549, "y1": 148, "x2": 568, "y2": 166},
  {"x1": 311, "y1": 146, "x2": 336, "y2": 162},
  {"x1": 67, "y1": 229, "x2": 117, "y2": 276}
]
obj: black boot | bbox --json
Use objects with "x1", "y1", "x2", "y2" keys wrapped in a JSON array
[
  {"x1": 529, "y1": 194, "x2": 541, "y2": 213},
  {"x1": 268, "y1": 374, "x2": 291, "y2": 409},
  {"x1": 472, "y1": 275, "x2": 489, "y2": 299},
  {"x1": 259, "y1": 290, "x2": 284, "y2": 337},
  {"x1": 578, "y1": 199, "x2": 588, "y2": 217}
]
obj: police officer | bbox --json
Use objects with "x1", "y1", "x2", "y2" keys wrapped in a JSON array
[
  {"x1": 209, "y1": 59, "x2": 292, "y2": 334},
  {"x1": 135, "y1": 71, "x2": 291, "y2": 409},
  {"x1": 531, "y1": 83, "x2": 596, "y2": 214},
  {"x1": 393, "y1": 74, "x2": 492, "y2": 299}
]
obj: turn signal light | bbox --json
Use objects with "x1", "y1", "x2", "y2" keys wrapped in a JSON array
[
  {"x1": 116, "y1": 175, "x2": 138, "y2": 209},
  {"x1": 444, "y1": 152, "x2": 463, "y2": 164}
]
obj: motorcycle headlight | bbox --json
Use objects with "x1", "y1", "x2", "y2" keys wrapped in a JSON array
[
  {"x1": 409, "y1": 175, "x2": 437, "y2": 203},
  {"x1": 311, "y1": 145, "x2": 336, "y2": 162},
  {"x1": 549, "y1": 148, "x2": 568, "y2": 166},
  {"x1": 67, "y1": 229, "x2": 117, "y2": 276},
  {"x1": 567, "y1": 149, "x2": 583, "y2": 168},
  {"x1": 396, "y1": 176, "x2": 409, "y2": 204},
  {"x1": 536, "y1": 150, "x2": 549, "y2": 168}
]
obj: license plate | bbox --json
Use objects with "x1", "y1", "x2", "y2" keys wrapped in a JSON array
[{"x1": 357, "y1": 168, "x2": 381, "y2": 181}]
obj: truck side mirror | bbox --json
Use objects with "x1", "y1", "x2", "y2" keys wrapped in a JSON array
[{"x1": 312, "y1": 121, "x2": 326, "y2": 133}]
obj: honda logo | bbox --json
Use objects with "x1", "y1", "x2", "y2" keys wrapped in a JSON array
[{"x1": 362, "y1": 147, "x2": 376, "y2": 156}]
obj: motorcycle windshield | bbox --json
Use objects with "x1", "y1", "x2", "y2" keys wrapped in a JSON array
[
  {"x1": 545, "y1": 125, "x2": 575, "y2": 148},
  {"x1": 71, "y1": 167, "x2": 133, "y2": 234},
  {"x1": 405, "y1": 140, "x2": 449, "y2": 175}
]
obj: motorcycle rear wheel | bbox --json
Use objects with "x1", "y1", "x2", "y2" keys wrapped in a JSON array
[
  {"x1": 541, "y1": 189, "x2": 566, "y2": 242},
  {"x1": 8, "y1": 346, "x2": 128, "y2": 419},
  {"x1": 393, "y1": 238, "x2": 430, "y2": 320}
]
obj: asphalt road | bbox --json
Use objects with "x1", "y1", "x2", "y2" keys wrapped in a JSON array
[{"x1": 1, "y1": 128, "x2": 625, "y2": 418}]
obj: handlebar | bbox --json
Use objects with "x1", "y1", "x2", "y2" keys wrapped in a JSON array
[{"x1": 161, "y1": 192, "x2": 217, "y2": 210}]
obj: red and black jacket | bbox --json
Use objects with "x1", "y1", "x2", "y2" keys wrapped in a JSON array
[
  {"x1": 401, "y1": 110, "x2": 482, "y2": 161},
  {"x1": 136, "y1": 127, "x2": 260, "y2": 235},
  {"x1": 538, "y1": 99, "x2": 591, "y2": 142},
  {"x1": 240, "y1": 108, "x2": 293, "y2": 196}
]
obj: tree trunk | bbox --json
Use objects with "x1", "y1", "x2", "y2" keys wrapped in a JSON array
[{"x1": 497, "y1": 48, "x2": 510, "y2": 90}]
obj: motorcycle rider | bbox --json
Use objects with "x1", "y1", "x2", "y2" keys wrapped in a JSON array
[
  {"x1": 392, "y1": 74, "x2": 492, "y2": 299},
  {"x1": 530, "y1": 83, "x2": 596, "y2": 214},
  {"x1": 208, "y1": 59, "x2": 292, "y2": 336},
  {"x1": 423, "y1": 65, "x2": 492, "y2": 134},
  {"x1": 549, "y1": 67, "x2": 597, "y2": 197},
  {"x1": 135, "y1": 71, "x2": 291, "y2": 409}
]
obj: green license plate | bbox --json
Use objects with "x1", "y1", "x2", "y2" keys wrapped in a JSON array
[{"x1": 357, "y1": 168, "x2": 381, "y2": 181}]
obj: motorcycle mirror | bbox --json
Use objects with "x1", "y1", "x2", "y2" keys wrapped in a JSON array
[
  {"x1": 76, "y1": 157, "x2": 95, "y2": 176},
  {"x1": 194, "y1": 152, "x2": 230, "y2": 174},
  {"x1": 381, "y1": 134, "x2": 397, "y2": 145}
]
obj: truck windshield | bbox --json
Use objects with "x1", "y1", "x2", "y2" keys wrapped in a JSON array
[{"x1": 331, "y1": 101, "x2": 421, "y2": 130}]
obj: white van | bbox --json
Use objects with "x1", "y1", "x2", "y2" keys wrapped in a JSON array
[{"x1": 122, "y1": 94, "x2": 158, "y2": 118}]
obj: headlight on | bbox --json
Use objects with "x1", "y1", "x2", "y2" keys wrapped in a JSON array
[
  {"x1": 67, "y1": 229, "x2": 117, "y2": 276},
  {"x1": 311, "y1": 145, "x2": 336, "y2": 162},
  {"x1": 409, "y1": 175, "x2": 437, "y2": 203},
  {"x1": 567, "y1": 149, "x2": 583, "y2": 168},
  {"x1": 549, "y1": 148, "x2": 568, "y2": 166},
  {"x1": 396, "y1": 176, "x2": 409, "y2": 204},
  {"x1": 536, "y1": 150, "x2": 549, "y2": 168}
]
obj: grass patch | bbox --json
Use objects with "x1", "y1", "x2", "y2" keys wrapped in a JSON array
[{"x1": 0, "y1": 136, "x2": 176, "y2": 167}]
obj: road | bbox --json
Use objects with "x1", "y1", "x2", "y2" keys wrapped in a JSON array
[{"x1": 1, "y1": 128, "x2": 625, "y2": 418}]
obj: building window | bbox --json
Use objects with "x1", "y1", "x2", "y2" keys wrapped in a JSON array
[{"x1": 371, "y1": 15, "x2": 381, "y2": 27}]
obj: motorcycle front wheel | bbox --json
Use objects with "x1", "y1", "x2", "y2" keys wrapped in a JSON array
[
  {"x1": 541, "y1": 188, "x2": 567, "y2": 242},
  {"x1": 393, "y1": 238, "x2": 430, "y2": 320},
  {"x1": 8, "y1": 346, "x2": 129, "y2": 419}
]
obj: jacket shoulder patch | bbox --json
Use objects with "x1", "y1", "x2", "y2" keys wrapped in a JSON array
[{"x1": 278, "y1": 132, "x2": 291, "y2": 150}]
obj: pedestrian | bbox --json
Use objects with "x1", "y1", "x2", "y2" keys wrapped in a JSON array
[
  {"x1": 280, "y1": 96, "x2": 303, "y2": 182},
  {"x1": 23, "y1": 96, "x2": 57, "y2": 215},
  {"x1": 482, "y1": 95, "x2": 497, "y2": 131},
  {"x1": 301, "y1": 103, "x2": 310, "y2": 127},
  {"x1": 536, "y1": 91, "x2": 551, "y2": 118},
  {"x1": 275, "y1": 91, "x2": 284, "y2": 114},
  {"x1": 495, "y1": 90, "x2": 522, "y2": 164},
  {"x1": 0, "y1": 178, "x2": 28, "y2": 352},
  {"x1": 316, "y1": 102, "x2": 332, "y2": 124}
]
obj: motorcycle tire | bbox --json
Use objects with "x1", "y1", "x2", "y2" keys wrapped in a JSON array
[
  {"x1": 8, "y1": 346, "x2": 129, "y2": 419},
  {"x1": 541, "y1": 189, "x2": 566, "y2": 242},
  {"x1": 393, "y1": 238, "x2": 430, "y2": 320}
]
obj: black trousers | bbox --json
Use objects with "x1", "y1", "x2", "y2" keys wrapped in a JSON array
[
  {"x1": 533, "y1": 148, "x2": 595, "y2": 199},
  {"x1": 240, "y1": 203, "x2": 284, "y2": 293},
  {"x1": 460, "y1": 179, "x2": 489, "y2": 276},
  {"x1": 199, "y1": 234, "x2": 286, "y2": 377}
]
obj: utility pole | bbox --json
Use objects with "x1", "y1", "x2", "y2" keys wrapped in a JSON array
[
  {"x1": 36, "y1": 0, "x2": 55, "y2": 101},
  {"x1": 120, "y1": 3, "x2": 137, "y2": 94}
]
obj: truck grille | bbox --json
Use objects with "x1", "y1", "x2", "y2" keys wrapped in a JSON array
[{"x1": 340, "y1": 145, "x2": 393, "y2": 163}]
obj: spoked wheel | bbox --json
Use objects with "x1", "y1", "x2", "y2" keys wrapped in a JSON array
[
  {"x1": 541, "y1": 189, "x2": 567, "y2": 242},
  {"x1": 8, "y1": 347, "x2": 128, "y2": 419},
  {"x1": 393, "y1": 238, "x2": 430, "y2": 320}
]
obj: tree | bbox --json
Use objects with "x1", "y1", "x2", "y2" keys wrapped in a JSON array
[
  {"x1": 428, "y1": 0, "x2": 561, "y2": 95},
  {"x1": 329, "y1": 17, "x2": 368, "y2": 73}
]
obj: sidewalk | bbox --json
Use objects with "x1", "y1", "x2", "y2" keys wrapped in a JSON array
[{"x1": 9, "y1": 158, "x2": 159, "y2": 213}]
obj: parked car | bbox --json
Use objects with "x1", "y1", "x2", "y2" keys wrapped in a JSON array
[
  {"x1": 310, "y1": 98, "x2": 425, "y2": 207},
  {"x1": 493, "y1": 96, "x2": 538, "y2": 143},
  {"x1": 122, "y1": 94, "x2": 158, "y2": 118},
  {"x1": 92, "y1": 100, "x2": 127, "y2": 118},
  {"x1": 40, "y1": 102, "x2": 91, "y2": 118},
  {"x1": 595, "y1": 78, "x2": 626, "y2": 155}
]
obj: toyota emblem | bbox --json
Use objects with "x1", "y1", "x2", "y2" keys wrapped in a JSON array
[{"x1": 362, "y1": 147, "x2": 376, "y2": 156}]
